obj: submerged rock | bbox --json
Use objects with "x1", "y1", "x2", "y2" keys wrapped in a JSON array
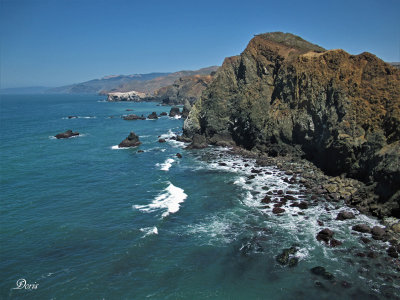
[
  {"x1": 310, "y1": 266, "x2": 335, "y2": 280},
  {"x1": 55, "y1": 130, "x2": 79, "y2": 139},
  {"x1": 176, "y1": 153, "x2": 182, "y2": 159},
  {"x1": 118, "y1": 132, "x2": 141, "y2": 148}
]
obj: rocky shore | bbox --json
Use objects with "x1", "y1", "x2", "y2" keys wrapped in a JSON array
[{"x1": 183, "y1": 32, "x2": 400, "y2": 219}]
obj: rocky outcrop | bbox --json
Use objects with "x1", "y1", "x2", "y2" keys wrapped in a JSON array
[
  {"x1": 107, "y1": 91, "x2": 146, "y2": 102},
  {"x1": 55, "y1": 130, "x2": 79, "y2": 139},
  {"x1": 118, "y1": 132, "x2": 141, "y2": 148},
  {"x1": 169, "y1": 107, "x2": 181, "y2": 117},
  {"x1": 122, "y1": 114, "x2": 146, "y2": 120},
  {"x1": 147, "y1": 112, "x2": 158, "y2": 119},
  {"x1": 183, "y1": 32, "x2": 400, "y2": 218},
  {"x1": 153, "y1": 73, "x2": 216, "y2": 106}
]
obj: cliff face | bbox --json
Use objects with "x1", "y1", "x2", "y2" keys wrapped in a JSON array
[
  {"x1": 154, "y1": 73, "x2": 216, "y2": 105},
  {"x1": 107, "y1": 91, "x2": 146, "y2": 102},
  {"x1": 184, "y1": 32, "x2": 400, "y2": 217}
]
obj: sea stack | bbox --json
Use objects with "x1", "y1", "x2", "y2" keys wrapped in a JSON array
[
  {"x1": 55, "y1": 130, "x2": 79, "y2": 139},
  {"x1": 118, "y1": 132, "x2": 141, "y2": 148}
]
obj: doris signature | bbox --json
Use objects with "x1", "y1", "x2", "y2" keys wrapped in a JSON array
[{"x1": 12, "y1": 278, "x2": 39, "y2": 290}]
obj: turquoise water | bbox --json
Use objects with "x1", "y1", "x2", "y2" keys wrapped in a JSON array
[{"x1": 0, "y1": 94, "x2": 398, "y2": 299}]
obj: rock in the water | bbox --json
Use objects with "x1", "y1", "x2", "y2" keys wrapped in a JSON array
[
  {"x1": 169, "y1": 107, "x2": 181, "y2": 117},
  {"x1": 186, "y1": 134, "x2": 207, "y2": 149},
  {"x1": 330, "y1": 238, "x2": 343, "y2": 247},
  {"x1": 298, "y1": 201, "x2": 309, "y2": 209},
  {"x1": 336, "y1": 211, "x2": 355, "y2": 221},
  {"x1": 176, "y1": 153, "x2": 182, "y2": 159},
  {"x1": 55, "y1": 130, "x2": 79, "y2": 139},
  {"x1": 371, "y1": 226, "x2": 386, "y2": 239},
  {"x1": 352, "y1": 224, "x2": 372, "y2": 233},
  {"x1": 118, "y1": 132, "x2": 141, "y2": 148},
  {"x1": 147, "y1": 112, "x2": 158, "y2": 119},
  {"x1": 158, "y1": 138, "x2": 166, "y2": 143},
  {"x1": 160, "y1": 112, "x2": 168, "y2": 116},
  {"x1": 387, "y1": 246, "x2": 398, "y2": 258},
  {"x1": 272, "y1": 207, "x2": 285, "y2": 214},
  {"x1": 288, "y1": 257, "x2": 299, "y2": 268},
  {"x1": 67, "y1": 116, "x2": 77, "y2": 119},
  {"x1": 316, "y1": 228, "x2": 334, "y2": 243},
  {"x1": 310, "y1": 266, "x2": 335, "y2": 280},
  {"x1": 123, "y1": 114, "x2": 146, "y2": 120}
]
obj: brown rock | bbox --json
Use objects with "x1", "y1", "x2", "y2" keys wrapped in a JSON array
[{"x1": 272, "y1": 207, "x2": 285, "y2": 214}]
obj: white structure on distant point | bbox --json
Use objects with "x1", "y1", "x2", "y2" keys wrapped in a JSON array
[{"x1": 107, "y1": 91, "x2": 146, "y2": 102}]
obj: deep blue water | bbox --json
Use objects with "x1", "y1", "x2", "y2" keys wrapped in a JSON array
[{"x1": 0, "y1": 94, "x2": 399, "y2": 299}]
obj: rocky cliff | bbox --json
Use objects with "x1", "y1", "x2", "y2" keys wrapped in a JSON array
[
  {"x1": 107, "y1": 91, "x2": 147, "y2": 102},
  {"x1": 153, "y1": 73, "x2": 216, "y2": 105},
  {"x1": 184, "y1": 32, "x2": 400, "y2": 218}
]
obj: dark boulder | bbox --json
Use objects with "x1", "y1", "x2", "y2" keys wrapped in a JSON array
[
  {"x1": 160, "y1": 112, "x2": 168, "y2": 116},
  {"x1": 55, "y1": 130, "x2": 79, "y2": 139},
  {"x1": 147, "y1": 112, "x2": 158, "y2": 119},
  {"x1": 272, "y1": 207, "x2": 285, "y2": 214},
  {"x1": 67, "y1": 116, "x2": 78, "y2": 119},
  {"x1": 387, "y1": 247, "x2": 398, "y2": 258},
  {"x1": 336, "y1": 211, "x2": 355, "y2": 221},
  {"x1": 176, "y1": 153, "x2": 182, "y2": 159},
  {"x1": 352, "y1": 224, "x2": 371, "y2": 233},
  {"x1": 169, "y1": 107, "x2": 181, "y2": 117},
  {"x1": 118, "y1": 132, "x2": 141, "y2": 148},
  {"x1": 186, "y1": 134, "x2": 207, "y2": 149},
  {"x1": 316, "y1": 228, "x2": 334, "y2": 243},
  {"x1": 298, "y1": 201, "x2": 309, "y2": 209},
  {"x1": 330, "y1": 238, "x2": 343, "y2": 247},
  {"x1": 158, "y1": 138, "x2": 166, "y2": 143},
  {"x1": 371, "y1": 226, "x2": 386, "y2": 240}
]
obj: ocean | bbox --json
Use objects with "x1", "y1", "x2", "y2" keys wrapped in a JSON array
[{"x1": 0, "y1": 94, "x2": 398, "y2": 299}]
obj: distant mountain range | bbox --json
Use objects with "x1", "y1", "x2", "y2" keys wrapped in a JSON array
[{"x1": 0, "y1": 66, "x2": 219, "y2": 95}]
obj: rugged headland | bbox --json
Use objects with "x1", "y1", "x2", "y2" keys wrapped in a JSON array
[
  {"x1": 152, "y1": 73, "x2": 216, "y2": 105},
  {"x1": 183, "y1": 32, "x2": 400, "y2": 218}
]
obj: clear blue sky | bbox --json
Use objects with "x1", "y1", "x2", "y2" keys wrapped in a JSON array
[{"x1": 1, "y1": 0, "x2": 399, "y2": 88}]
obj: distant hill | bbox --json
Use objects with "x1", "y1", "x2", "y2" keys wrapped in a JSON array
[
  {"x1": 390, "y1": 62, "x2": 400, "y2": 69},
  {"x1": 45, "y1": 73, "x2": 170, "y2": 94},
  {"x1": 112, "y1": 66, "x2": 219, "y2": 94},
  {"x1": 44, "y1": 66, "x2": 219, "y2": 95}
]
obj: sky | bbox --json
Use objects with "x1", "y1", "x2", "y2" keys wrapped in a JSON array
[{"x1": 0, "y1": 0, "x2": 399, "y2": 88}]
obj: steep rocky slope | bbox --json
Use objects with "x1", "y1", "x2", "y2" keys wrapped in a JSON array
[
  {"x1": 184, "y1": 32, "x2": 400, "y2": 217},
  {"x1": 153, "y1": 73, "x2": 216, "y2": 105}
]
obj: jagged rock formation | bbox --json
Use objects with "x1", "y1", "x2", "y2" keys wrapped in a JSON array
[
  {"x1": 184, "y1": 32, "x2": 400, "y2": 217},
  {"x1": 107, "y1": 91, "x2": 147, "y2": 102},
  {"x1": 153, "y1": 73, "x2": 216, "y2": 105},
  {"x1": 118, "y1": 132, "x2": 141, "y2": 148}
]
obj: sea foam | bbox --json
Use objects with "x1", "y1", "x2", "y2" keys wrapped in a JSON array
[
  {"x1": 156, "y1": 158, "x2": 175, "y2": 171},
  {"x1": 133, "y1": 182, "x2": 187, "y2": 218}
]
